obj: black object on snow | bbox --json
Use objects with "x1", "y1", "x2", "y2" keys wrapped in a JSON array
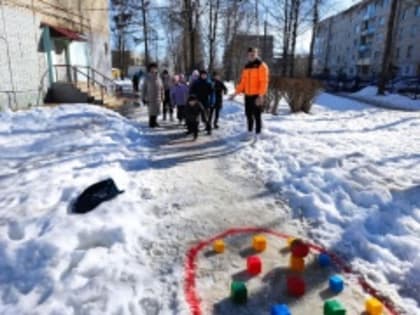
[{"x1": 72, "y1": 178, "x2": 124, "y2": 214}]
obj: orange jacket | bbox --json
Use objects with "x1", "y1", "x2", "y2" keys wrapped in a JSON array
[{"x1": 235, "y1": 58, "x2": 269, "y2": 96}]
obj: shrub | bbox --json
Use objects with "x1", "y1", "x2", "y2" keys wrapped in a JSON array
[
  {"x1": 268, "y1": 76, "x2": 322, "y2": 114},
  {"x1": 267, "y1": 75, "x2": 285, "y2": 114}
]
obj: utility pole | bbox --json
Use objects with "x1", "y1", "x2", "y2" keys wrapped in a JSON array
[{"x1": 141, "y1": 0, "x2": 149, "y2": 65}]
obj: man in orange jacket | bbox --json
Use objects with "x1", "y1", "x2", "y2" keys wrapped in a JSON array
[{"x1": 230, "y1": 47, "x2": 269, "y2": 139}]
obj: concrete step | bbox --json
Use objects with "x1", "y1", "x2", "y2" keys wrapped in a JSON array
[{"x1": 44, "y1": 82, "x2": 89, "y2": 104}]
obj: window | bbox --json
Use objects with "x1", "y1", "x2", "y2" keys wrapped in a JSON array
[
  {"x1": 410, "y1": 25, "x2": 417, "y2": 37},
  {"x1": 399, "y1": 27, "x2": 404, "y2": 40},
  {"x1": 407, "y1": 45, "x2": 413, "y2": 58},
  {"x1": 405, "y1": 65, "x2": 411, "y2": 75},
  {"x1": 382, "y1": 0, "x2": 389, "y2": 7},
  {"x1": 415, "y1": 6, "x2": 420, "y2": 17},
  {"x1": 401, "y1": 9, "x2": 407, "y2": 20},
  {"x1": 379, "y1": 17, "x2": 385, "y2": 26},
  {"x1": 396, "y1": 47, "x2": 400, "y2": 59},
  {"x1": 374, "y1": 51, "x2": 380, "y2": 59},
  {"x1": 367, "y1": 3, "x2": 376, "y2": 17},
  {"x1": 356, "y1": 25, "x2": 360, "y2": 33}
]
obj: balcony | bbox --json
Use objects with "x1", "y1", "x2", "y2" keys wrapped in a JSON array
[
  {"x1": 357, "y1": 58, "x2": 371, "y2": 66},
  {"x1": 361, "y1": 27, "x2": 376, "y2": 36},
  {"x1": 358, "y1": 44, "x2": 372, "y2": 52}
]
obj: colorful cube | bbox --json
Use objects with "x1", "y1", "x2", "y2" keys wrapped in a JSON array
[
  {"x1": 247, "y1": 256, "x2": 262, "y2": 275},
  {"x1": 324, "y1": 300, "x2": 346, "y2": 315},
  {"x1": 213, "y1": 239, "x2": 225, "y2": 253},
  {"x1": 252, "y1": 235, "x2": 267, "y2": 252},
  {"x1": 329, "y1": 275, "x2": 344, "y2": 294},
  {"x1": 287, "y1": 275, "x2": 305, "y2": 297},
  {"x1": 287, "y1": 237, "x2": 297, "y2": 247},
  {"x1": 318, "y1": 253, "x2": 331, "y2": 267},
  {"x1": 231, "y1": 281, "x2": 247, "y2": 304},
  {"x1": 271, "y1": 304, "x2": 291, "y2": 315},
  {"x1": 290, "y1": 255, "x2": 305, "y2": 272},
  {"x1": 290, "y1": 239, "x2": 310, "y2": 258},
  {"x1": 365, "y1": 297, "x2": 383, "y2": 315}
]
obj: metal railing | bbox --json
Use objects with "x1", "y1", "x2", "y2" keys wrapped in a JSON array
[{"x1": 37, "y1": 65, "x2": 115, "y2": 105}]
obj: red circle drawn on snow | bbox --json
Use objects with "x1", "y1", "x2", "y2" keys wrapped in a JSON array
[{"x1": 184, "y1": 227, "x2": 401, "y2": 315}]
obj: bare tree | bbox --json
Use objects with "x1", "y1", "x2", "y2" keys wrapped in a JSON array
[
  {"x1": 208, "y1": 0, "x2": 221, "y2": 72},
  {"x1": 289, "y1": 0, "x2": 302, "y2": 77},
  {"x1": 378, "y1": 0, "x2": 400, "y2": 95},
  {"x1": 111, "y1": 0, "x2": 139, "y2": 77},
  {"x1": 140, "y1": 0, "x2": 149, "y2": 65},
  {"x1": 307, "y1": 0, "x2": 320, "y2": 77},
  {"x1": 282, "y1": 0, "x2": 292, "y2": 76}
]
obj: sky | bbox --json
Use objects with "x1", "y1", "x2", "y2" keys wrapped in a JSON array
[
  {"x1": 132, "y1": 0, "x2": 363, "y2": 61},
  {"x1": 296, "y1": 0, "x2": 362, "y2": 53}
]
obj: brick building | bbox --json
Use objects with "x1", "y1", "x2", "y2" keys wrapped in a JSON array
[
  {"x1": 314, "y1": 0, "x2": 420, "y2": 79},
  {"x1": 0, "y1": 0, "x2": 111, "y2": 110}
]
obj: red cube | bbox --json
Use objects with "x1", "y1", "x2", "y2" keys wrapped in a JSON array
[
  {"x1": 290, "y1": 239, "x2": 310, "y2": 258},
  {"x1": 287, "y1": 275, "x2": 305, "y2": 297},
  {"x1": 247, "y1": 256, "x2": 262, "y2": 276}
]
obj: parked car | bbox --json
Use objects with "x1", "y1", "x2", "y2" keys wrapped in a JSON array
[{"x1": 383, "y1": 76, "x2": 418, "y2": 92}]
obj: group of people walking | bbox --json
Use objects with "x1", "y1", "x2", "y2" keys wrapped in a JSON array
[{"x1": 140, "y1": 47, "x2": 269, "y2": 141}]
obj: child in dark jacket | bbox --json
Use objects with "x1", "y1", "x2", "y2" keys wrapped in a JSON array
[
  {"x1": 190, "y1": 70, "x2": 214, "y2": 134},
  {"x1": 184, "y1": 95, "x2": 208, "y2": 140},
  {"x1": 212, "y1": 72, "x2": 228, "y2": 129}
]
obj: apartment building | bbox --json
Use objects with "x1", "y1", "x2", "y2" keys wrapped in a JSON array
[
  {"x1": 0, "y1": 0, "x2": 111, "y2": 110},
  {"x1": 314, "y1": 0, "x2": 420, "y2": 79}
]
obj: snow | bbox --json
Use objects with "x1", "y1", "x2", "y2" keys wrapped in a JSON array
[
  {"x1": 351, "y1": 86, "x2": 420, "y2": 111},
  {"x1": 0, "y1": 93, "x2": 419, "y2": 314},
  {"x1": 114, "y1": 79, "x2": 134, "y2": 92},
  {"x1": 224, "y1": 92, "x2": 420, "y2": 313}
]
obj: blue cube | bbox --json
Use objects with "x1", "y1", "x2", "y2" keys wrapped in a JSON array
[
  {"x1": 271, "y1": 304, "x2": 291, "y2": 315},
  {"x1": 329, "y1": 275, "x2": 344, "y2": 294},
  {"x1": 318, "y1": 253, "x2": 331, "y2": 267}
]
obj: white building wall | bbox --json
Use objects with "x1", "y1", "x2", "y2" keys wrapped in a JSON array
[
  {"x1": 0, "y1": 3, "x2": 111, "y2": 111},
  {"x1": 0, "y1": 5, "x2": 47, "y2": 110},
  {"x1": 89, "y1": 34, "x2": 112, "y2": 78}
]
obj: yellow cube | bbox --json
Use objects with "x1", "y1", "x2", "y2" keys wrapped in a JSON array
[
  {"x1": 365, "y1": 297, "x2": 383, "y2": 315},
  {"x1": 252, "y1": 235, "x2": 267, "y2": 252},
  {"x1": 213, "y1": 239, "x2": 225, "y2": 253},
  {"x1": 290, "y1": 256, "x2": 305, "y2": 272}
]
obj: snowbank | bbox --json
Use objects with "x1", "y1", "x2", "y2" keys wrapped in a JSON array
[
  {"x1": 223, "y1": 93, "x2": 420, "y2": 313},
  {"x1": 351, "y1": 86, "x2": 420, "y2": 111},
  {"x1": 0, "y1": 97, "x2": 419, "y2": 314},
  {"x1": 0, "y1": 104, "x2": 172, "y2": 314}
]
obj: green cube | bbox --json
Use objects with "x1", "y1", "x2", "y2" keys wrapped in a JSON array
[
  {"x1": 324, "y1": 300, "x2": 346, "y2": 315},
  {"x1": 231, "y1": 281, "x2": 248, "y2": 304}
]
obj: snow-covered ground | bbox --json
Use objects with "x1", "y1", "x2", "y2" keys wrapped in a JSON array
[
  {"x1": 226, "y1": 93, "x2": 420, "y2": 313},
  {"x1": 0, "y1": 93, "x2": 419, "y2": 314},
  {"x1": 350, "y1": 86, "x2": 420, "y2": 111}
]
